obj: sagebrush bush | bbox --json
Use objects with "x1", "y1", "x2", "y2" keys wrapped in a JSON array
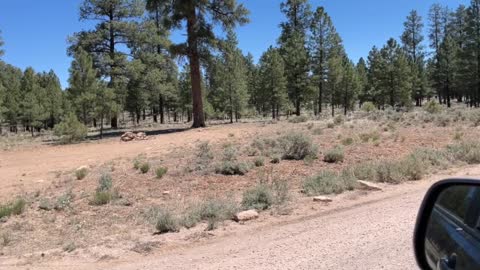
[
  {"x1": 90, "y1": 191, "x2": 112, "y2": 206},
  {"x1": 149, "y1": 208, "x2": 179, "y2": 234},
  {"x1": 375, "y1": 161, "x2": 405, "y2": 184},
  {"x1": 0, "y1": 198, "x2": 26, "y2": 219},
  {"x1": 180, "y1": 198, "x2": 238, "y2": 230},
  {"x1": 469, "y1": 110, "x2": 480, "y2": 126},
  {"x1": 97, "y1": 173, "x2": 112, "y2": 192},
  {"x1": 53, "y1": 113, "x2": 88, "y2": 144},
  {"x1": 312, "y1": 127, "x2": 323, "y2": 135},
  {"x1": 435, "y1": 114, "x2": 451, "y2": 127},
  {"x1": 54, "y1": 191, "x2": 74, "y2": 211},
  {"x1": 361, "y1": 102, "x2": 376, "y2": 113},
  {"x1": 341, "y1": 137, "x2": 354, "y2": 146},
  {"x1": 75, "y1": 167, "x2": 88, "y2": 180},
  {"x1": 140, "y1": 162, "x2": 150, "y2": 174},
  {"x1": 194, "y1": 141, "x2": 214, "y2": 171},
  {"x1": 424, "y1": 100, "x2": 442, "y2": 114},
  {"x1": 323, "y1": 146, "x2": 344, "y2": 163},
  {"x1": 303, "y1": 170, "x2": 356, "y2": 196},
  {"x1": 278, "y1": 132, "x2": 317, "y2": 160},
  {"x1": 215, "y1": 161, "x2": 250, "y2": 175},
  {"x1": 155, "y1": 167, "x2": 168, "y2": 179},
  {"x1": 288, "y1": 115, "x2": 308, "y2": 123},
  {"x1": 254, "y1": 157, "x2": 265, "y2": 167},
  {"x1": 91, "y1": 173, "x2": 116, "y2": 206},
  {"x1": 327, "y1": 122, "x2": 335, "y2": 129},
  {"x1": 242, "y1": 184, "x2": 274, "y2": 211},
  {"x1": 333, "y1": 115, "x2": 344, "y2": 125},
  {"x1": 353, "y1": 162, "x2": 378, "y2": 181},
  {"x1": 447, "y1": 141, "x2": 480, "y2": 164}
]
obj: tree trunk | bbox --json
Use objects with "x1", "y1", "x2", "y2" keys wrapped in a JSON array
[
  {"x1": 187, "y1": 8, "x2": 206, "y2": 128},
  {"x1": 159, "y1": 95, "x2": 165, "y2": 124},
  {"x1": 100, "y1": 114, "x2": 104, "y2": 139}
]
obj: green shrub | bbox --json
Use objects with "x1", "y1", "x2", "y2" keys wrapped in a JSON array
[
  {"x1": 312, "y1": 127, "x2": 323, "y2": 135},
  {"x1": 435, "y1": 114, "x2": 451, "y2": 127},
  {"x1": 424, "y1": 100, "x2": 442, "y2": 114},
  {"x1": 323, "y1": 146, "x2": 344, "y2": 163},
  {"x1": 140, "y1": 162, "x2": 150, "y2": 174},
  {"x1": 361, "y1": 102, "x2": 376, "y2": 113},
  {"x1": 288, "y1": 115, "x2": 308, "y2": 123},
  {"x1": 53, "y1": 113, "x2": 88, "y2": 144},
  {"x1": 254, "y1": 157, "x2": 265, "y2": 167},
  {"x1": 97, "y1": 173, "x2": 112, "y2": 192},
  {"x1": 469, "y1": 110, "x2": 480, "y2": 126},
  {"x1": 333, "y1": 115, "x2": 344, "y2": 125},
  {"x1": 306, "y1": 123, "x2": 314, "y2": 130},
  {"x1": 90, "y1": 173, "x2": 116, "y2": 206},
  {"x1": 398, "y1": 155, "x2": 427, "y2": 181},
  {"x1": 215, "y1": 161, "x2": 250, "y2": 175},
  {"x1": 341, "y1": 137, "x2": 354, "y2": 146},
  {"x1": 353, "y1": 162, "x2": 377, "y2": 181},
  {"x1": 303, "y1": 170, "x2": 356, "y2": 196},
  {"x1": 180, "y1": 198, "x2": 238, "y2": 230},
  {"x1": 242, "y1": 184, "x2": 274, "y2": 211},
  {"x1": 447, "y1": 141, "x2": 480, "y2": 164},
  {"x1": 149, "y1": 208, "x2": 179, "y2": 234},
  {"x1": 155, "y1": 167, "x2": 168, "y2": 179},
  {"x1": 327, "y1": 122, "x2": 335, "y2": 129},
  {"x1": 271, "y1": 156, "x2": 281, "y2": 164},
  {"x1": 90, "y1": 191, "x2": 112, "y2": 206},
  {"x1": 0, "y1": 198, "x2": 26, "y2": 219},
  {"x1": 375, "y1": 161, "x2": 405, "y2": 184},
  {"x1": 54, "y1": 191, "x2": 74, "y2": 211},
  {"x1": 75, "y1": 167, "x2": 88, "y2": 180},
  {"x1": 194, "y1": 141, "x2": 214, "y2": 170},
  {"x1": 278, "y1": 132, "x2": 318, "y2": 160}
]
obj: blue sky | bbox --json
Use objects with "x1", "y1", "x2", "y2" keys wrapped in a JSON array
[{"x1": 0, "y1": 0, "x2": 469, "y2": 89}]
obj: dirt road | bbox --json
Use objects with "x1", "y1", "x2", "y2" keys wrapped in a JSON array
[
  {"x1": 26, "y1": 168, "x2": 471, "y2": 270},
  {"x1": 114, "y1": 181, "x2": 424, "y2": 270}
]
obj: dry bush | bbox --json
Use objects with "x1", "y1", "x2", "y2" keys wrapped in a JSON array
[
  {"x1": 323, "y1": 146, "x2": 345, "y2": 163},
  {"x1": 303, "y1": 170, "x2": 356, "y2": 196},
  {"x1": 0, "y1": 198, "x2": 26, "y2": 219},
  {"x1": 278, "y1": 132, "x2": 318, "y2": 160}
]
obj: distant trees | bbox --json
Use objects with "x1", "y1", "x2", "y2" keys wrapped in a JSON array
[{"x1": 4, "y1": 1, "x2": 480, "y2": 138}]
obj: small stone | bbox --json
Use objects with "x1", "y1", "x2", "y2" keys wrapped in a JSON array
[
  {"x1": 357, "y1": 180, "x2": 382, "y2": 191},
  {"x1": 313, "y1": 196, "x2": 332, "y2": 203},
  {"x1": 162, "y1": 191, "x2": 171, "y2": 196},
  {"x1": 234, "y1": 210, "x2": 259, "y2": 222}
]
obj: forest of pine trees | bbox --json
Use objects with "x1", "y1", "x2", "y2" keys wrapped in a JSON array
[{"x1": 1, "y1": 0, "x2": 480, "y2": 137}]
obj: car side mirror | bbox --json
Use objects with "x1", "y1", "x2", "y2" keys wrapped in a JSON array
[{"x1": 414, "y1": 179, "x2": 480, "y2": 270}]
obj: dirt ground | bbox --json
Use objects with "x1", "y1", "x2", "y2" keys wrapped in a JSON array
[{"x1": 0, "y1": 109, "x2": 479, "y2": 269}]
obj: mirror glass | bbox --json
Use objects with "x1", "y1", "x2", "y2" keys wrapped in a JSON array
[{"x1": 424, "y1": 185, "x2": 480, "y2": 270}]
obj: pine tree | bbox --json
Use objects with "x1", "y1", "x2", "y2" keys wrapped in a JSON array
[
  {"x1": 436, "y1": 35, "x2": 459, "y2": 107},
  {"x1": 258, "y1": 47, "x2": 288, "y2": 119},
  {"x1": 38, "y1": 70, "x2": 64, "y2": 128},
  {"x1": 218, "y1": 30, "x2": 249, "y2": 123},
  {"x1": 68, "y1": 49, "x2": 99, "y2": 125},
  {"x1": 309, "y1": 7, "x2": 340, "y2": 115},
  {"x1": 401, "y1": 10, "x2": 426, "y2": 106},
  {"x1": 161, "y1": 0, "x2": 249, "y2": 128},
  {"x1": 20, "y1": 68, "x2": 48, "y2": 136},
  {"x1": 356, "y1": 57, "x2": 369, "y2": 105},
  {"x1": 279, "y1": 0, "x2": 311, "y2": 116},
  {"x1": 340, "y1": 57, "x2": 359, "y2": 115},
  {"x1": 463, "y1": 0, "x2": 480, "y2": 106},
  {"x1": 326, "y1": 50, "x2": 344, "y2": 117},
  {"x1": 70, "y1": 0, "x2": 144, "y2": 128}
]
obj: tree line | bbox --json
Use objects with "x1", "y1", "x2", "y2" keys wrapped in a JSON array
[{"x1": 0, "y1": 0, "x2": 479, "y2": 137}]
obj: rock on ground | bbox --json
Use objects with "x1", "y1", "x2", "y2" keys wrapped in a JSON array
[
  {"x1": 357, "y1": 180, "x2": 383, "y2": 191},
  {"x1": 234, "y1": 210, "x2": 259, "y2": 222}
]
